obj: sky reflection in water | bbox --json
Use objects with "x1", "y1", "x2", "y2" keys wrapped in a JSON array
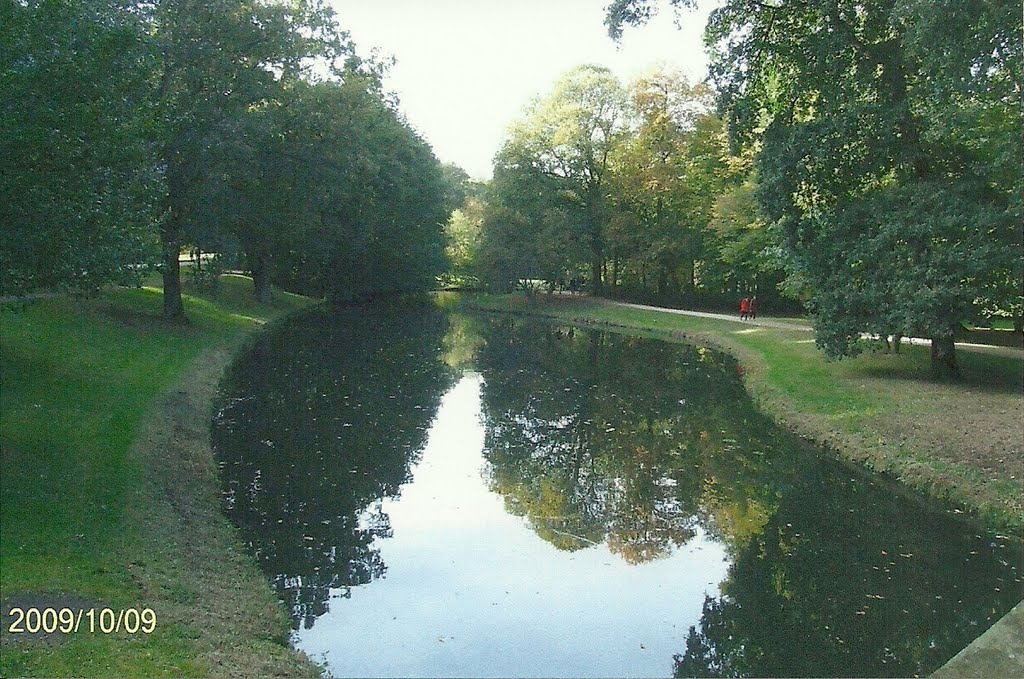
[
  {"x1": 300, "y1": 375, "x2": 728, "y2": 677},
  {"x1": 213, "y1": 308, "x2": 1023, "y2": 678}
]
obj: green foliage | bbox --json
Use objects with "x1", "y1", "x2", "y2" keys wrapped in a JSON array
[
  {"x1": 186, "y1": 253, "x2": 228, "y2": 295},
  {"x1": 475, "y1": 142, "x2": 590, "y2": 292},
  {"x1": 265, "y1": 78, "x2": 450, "y2": 303},
  {"x1": 606, "y1": 69, "x2": 733, "y2": 297},
  {"x1": 443, "y1": 198, "x2": 485, "y2": 287},
  {"x1": 0, "y1": 0, "x2": 161, "y2": 296},
  {"x1": 606, "y1": 0, "x2": 1023, "y2": 376},
  {"x1": 604, "y1": 0, "x2": 699, "y2": 41},
  {"x1": 478, "y1": 64, "x2": 784, "y2": 308},
  {"x1": 151, "y1": 0, "x2": 352, "y2": 316},
  {"x1": 2, "y1": 0, "x2": 449, "y2": 311},
  {"x1": 705, "y1": 173, "x2": 786, "y2": 299},
  {"x1": 492, "y1": 65, "x2": 629, "y2": 293},
  {"x1": 799, "y1": 178, "x2": 1011, "y2": 360},
  {"x1": 439, "y1": 162, "x2": 486, "y2": 211},
  {"x1": 474, "y1": 202, "x2": 535, "y2": 293}
]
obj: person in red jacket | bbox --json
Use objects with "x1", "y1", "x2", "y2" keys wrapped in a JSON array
[{"x1": 739, "y1": 297, "x2": 750, "y2": 320}]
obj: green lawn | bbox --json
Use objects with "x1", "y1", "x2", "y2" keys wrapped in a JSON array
[{"x1": 1, "y1": 276, "x2": 317, "y2": 676}]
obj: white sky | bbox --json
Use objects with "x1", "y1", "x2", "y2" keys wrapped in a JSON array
[{"x1": 328, "y1": 0, "x2": 715, "y2": 180}]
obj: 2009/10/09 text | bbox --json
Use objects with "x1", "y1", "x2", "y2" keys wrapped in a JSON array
[{"x1": 6, "y1": 607, "x2": 157, "y2": 635}]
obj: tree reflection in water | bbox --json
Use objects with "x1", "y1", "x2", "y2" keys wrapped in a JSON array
[
  {"x1": 212, "y1": 305, "x2": 453, "y2": 629},
  {"x1": 214, "y1": 309, "x2": 1021, "y2": 676},
  {"x1": 473, "y1": 317, "x2": 1022, "y2": 677}
]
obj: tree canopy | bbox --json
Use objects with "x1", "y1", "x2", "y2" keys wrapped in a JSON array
[
  {"x1": 2, "y1": 0, "x2": 452, "y2": 314},
  {"x1": 1, "y1": 1, "x2": 161, "y2": 296},
  {"x1": 607, "y1": 0, "x2": 1023, "y2": 376},
  {"x1": 474, "y1": 64, "x2": 782, "y2": 309}
]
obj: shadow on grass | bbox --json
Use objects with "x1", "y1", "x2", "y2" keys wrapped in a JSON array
[{"x1": 845, "y1": 345, "x2": 1023, "y2": 394}]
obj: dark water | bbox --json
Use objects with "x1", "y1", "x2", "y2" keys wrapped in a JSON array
[{"x1": 213, "y1": 307, "x2": 1023, "y2": 678}]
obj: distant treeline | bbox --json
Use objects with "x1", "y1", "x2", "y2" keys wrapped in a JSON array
[{"x1": 445, "y1": 1, "x2": 1021, "y2": 377}]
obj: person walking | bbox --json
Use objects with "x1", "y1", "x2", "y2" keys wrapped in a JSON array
[
  {"x1": 739, "y1": 296, "x2": 750, "y2": 320},
  {"x1": 749, "y1": 296, "x2": 758, "y2": 320}
]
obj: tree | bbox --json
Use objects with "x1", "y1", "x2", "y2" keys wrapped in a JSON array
[
  {"x1": 439, "y1": 162, "x2": 485, "y2": 213},
  {"x1": 264, "y1": 77, "x2": 450, "y2": 303},
  {"x1": 607, "y1": 0, "x2": 1023, "y2": 377},
  {"x1": 443, "y1": 197, "x2": 484, "y2": 288},
  {"x1": 503, "y1": 65, "x2": 629, "y2": 293},
  {"x1": 151, "y1": 0, "x2": 348, "y2": 319},
  {"x1": 607, "y1": 68, "x2": 726, "y2": 298},
  {"x1": 0, "y1": 0, "x2": 161, "y2": 297},
  {"x1": 705, "y1": 171, "x2": 787, "y2": 304},
  {"x1": 476, "y1": 143, "x2": 589, "y2": 292}
]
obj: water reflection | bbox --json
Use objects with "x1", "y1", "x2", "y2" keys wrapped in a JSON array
[
  {"x1": 213, "y1": 305, "x2": 453, "y2": 629},
  {"x1": 475, "y1": 318, "x2": 1022, "y2": 677},
  {"x1": 672, "y1": 479, "x2": 1021, "y2": 677},
  {"x1": 477, "y1": 321, "x2": 752, "y2": 563},
  {"x1": 214, "y1": 308, "x2": 1022, "y2": 676}
]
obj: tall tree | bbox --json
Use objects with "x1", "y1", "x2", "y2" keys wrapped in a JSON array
[
  {"x1": 503, "y1": 65, "x2": 628, "y2": 293},
  {"x1": 705, "y1": 171, "x2": 786, "y2": 302},
  {"x1": 443, "y1": 196, "x2": 485, "y2": 288},
  {"x1": 151, "y1": 0, "x2": 348, "y2": 319},
  {"x1": 267, "y1": 77, "x2": 450, "y2": 303},
  {"x1": 608, "y1": 68, "x2": 725, "y2": 297},
  {"x1": 476, "y1": 143, "x2": 589, "y2": 292}
]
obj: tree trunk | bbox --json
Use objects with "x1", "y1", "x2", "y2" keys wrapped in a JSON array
[
  {"x1": 587, "y1": 185, "x2": 603, "y2": 296},
  {"x1": 683, "y1": 259, "x2": 695, "y2": 293},
  {"x1": 930, "y1": 336, "x2": 960, "y2": 379},
  {"x1": 669, "y1": 270, "x2": 681, "y2": 296},
  {"x1": 162, "y1": 223, "x2": 185, "y2": 321},
  {"x1": 252, "y1": 253, "x2": 272, "y2": 304},
  {"x1": 162, "y1": 157, "x2": 187, "y2": 322}
]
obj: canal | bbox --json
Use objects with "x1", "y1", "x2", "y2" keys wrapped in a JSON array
[{"x1": 212, "y1": 306, "x2": 1022, "y2": 677}]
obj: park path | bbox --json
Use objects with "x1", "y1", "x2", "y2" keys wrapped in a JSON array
[
  {"x1": 599, "y1": 298, "x2": 1023, "y2": 358},
  {"x1": 605, "y1": 299, "x2": 812, "y2": 331}
]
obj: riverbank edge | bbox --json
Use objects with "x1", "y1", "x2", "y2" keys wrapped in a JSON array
[
  {"x1": 0, "y1": 285, "x2": 324, "y2": 677},
  {"x1": 450, "y1": 294, "x2": 1022, "y2": 533},
  {"x1": 932, "y1": 600, "x2": 1024, "y2": 678},
  {"x1": 119, "y1": 305, "x2": 325, "y2": 677}
]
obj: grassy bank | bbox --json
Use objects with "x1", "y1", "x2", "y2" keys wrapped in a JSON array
[
  {"x1": 0, "y1": 275, "x2": 320, "y2": 677},
  {"x1": 447, "y1": 293, "x2": 1024, "y2": 533}
]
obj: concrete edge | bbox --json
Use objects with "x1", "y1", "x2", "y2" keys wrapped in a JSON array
[{"x1": 932, "y1": 599, "x2": 1024, "y2": 678}]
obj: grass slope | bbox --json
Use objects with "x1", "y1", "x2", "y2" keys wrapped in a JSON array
[
  {"x1": 448, "y1": 293, "x2": 1024, "y2": 532},
  {"x1": 1, "y1": 276, "x2": 319, "y2": 677}
]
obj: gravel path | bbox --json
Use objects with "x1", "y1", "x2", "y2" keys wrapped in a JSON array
[
  {"x1": 601, "y1": 299, "x2": 1023, "y2": 357},
  {"x1": 606, "y1": 299, "x2": 813, "y2": 331}
]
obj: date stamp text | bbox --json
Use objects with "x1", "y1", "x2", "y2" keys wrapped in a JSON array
[{"x1": 6, "y1": 607, "x2": 156, "y2": 635}]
